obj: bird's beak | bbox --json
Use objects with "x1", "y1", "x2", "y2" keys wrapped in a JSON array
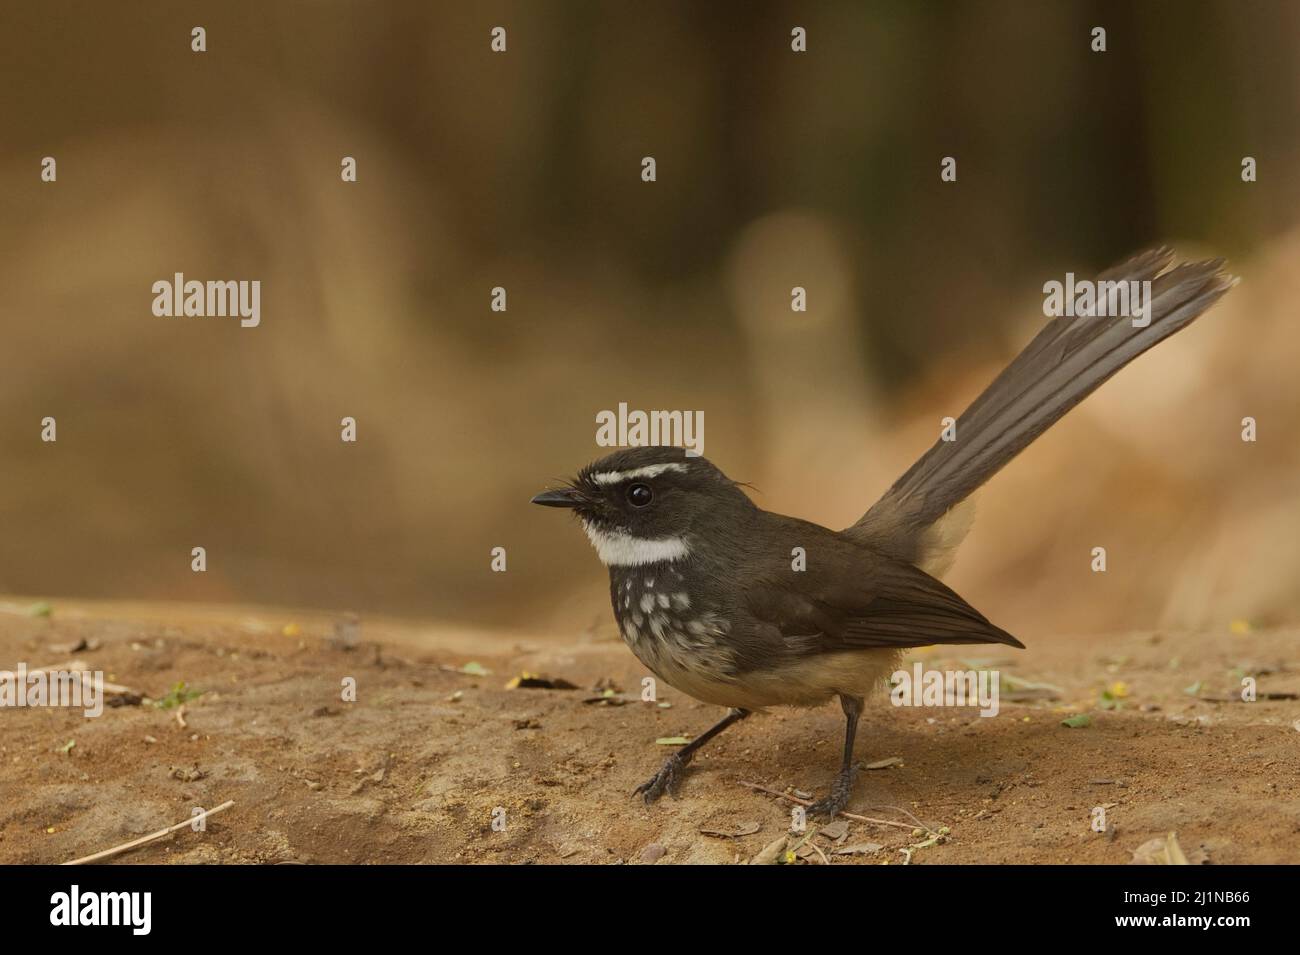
[{"x1": 530, "y1": 488, "x2": 582, "y2": 509}]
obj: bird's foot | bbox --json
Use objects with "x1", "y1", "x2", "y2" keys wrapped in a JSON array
[
  {"x1": 633, "y1": 752, "x2": 688, "y2": 805},
  {"x1": 807, "y1": 766, "x2": 857, "y2": 818}
]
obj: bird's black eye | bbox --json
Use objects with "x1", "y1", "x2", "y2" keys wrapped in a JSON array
[{"x1": 626, "y1": 483, "x2": 653, "y2": 507}]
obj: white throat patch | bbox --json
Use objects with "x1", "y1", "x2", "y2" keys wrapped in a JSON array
[{"x1": 582, "y1": 522, "x2": 690, "y2": 567}]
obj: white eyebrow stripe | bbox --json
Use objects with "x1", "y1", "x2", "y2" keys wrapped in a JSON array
[
  {"x1": 582, "y1": 522, "x2": 691, "y2": 566},
  {"x1": 589, "y1": 463, "x2": 689, "y2": 485}
]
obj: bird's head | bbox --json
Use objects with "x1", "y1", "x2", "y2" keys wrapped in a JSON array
[{"x1": 531, "y1": 446, "x2": 754, "y2": 566}]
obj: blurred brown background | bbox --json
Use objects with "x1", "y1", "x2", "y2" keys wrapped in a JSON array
[{"x1": 0, "y1": 1, "x2": 1296, "y2": 640}]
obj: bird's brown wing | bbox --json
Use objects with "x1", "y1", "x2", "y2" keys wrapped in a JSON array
[{"x1": 742, "y1": 531, "x2": 1024, "y2": 653}]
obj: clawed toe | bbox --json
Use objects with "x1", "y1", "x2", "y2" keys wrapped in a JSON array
[
  {"x1": 807, "y1": 769, "x2": 857, "y2": 818},
  {"x1": 633, "y1": 753, "x2": 687, "y2": 805},
  {"x1": 807, "y1": 792, "x2": 849, "y2": 818}
]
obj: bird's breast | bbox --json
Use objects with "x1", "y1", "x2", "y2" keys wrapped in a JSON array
[{"x1": 608, "y1": 566, "x2": 743, "y2": 705}]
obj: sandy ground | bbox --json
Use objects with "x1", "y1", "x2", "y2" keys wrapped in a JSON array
[{"x1": 1, "y1": 598, "x2": 1297, "y2": 865}]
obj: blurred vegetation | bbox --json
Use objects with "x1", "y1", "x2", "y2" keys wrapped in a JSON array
[{"x1": 1, "y1": 1, "x2": 1297, "y2": 637}]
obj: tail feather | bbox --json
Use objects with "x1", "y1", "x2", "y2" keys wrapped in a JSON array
[{"x1": 849, "y1": 248, "x2": 1236, "y2": 561}]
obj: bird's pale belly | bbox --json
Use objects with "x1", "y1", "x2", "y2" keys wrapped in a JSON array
[{"x1": 610, "y1": 568, "x2": 898, "y2": 710}]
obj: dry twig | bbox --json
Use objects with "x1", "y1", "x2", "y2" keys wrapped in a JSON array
[
  {"x1": 738, "y1": 781, "x2": 924, "y2": 832},
  {"x1": 63, "y1": 800, "x2": 234, "y2": 865}
]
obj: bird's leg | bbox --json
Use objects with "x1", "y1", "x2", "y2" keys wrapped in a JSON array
[
  {"x1": 633, "y1": 707, "x2": 750, "y2": 805},
  {"x1": 808, "y1": 694, "x2": 864, "y2": 818}
]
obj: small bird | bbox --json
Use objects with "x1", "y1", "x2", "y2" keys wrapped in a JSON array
[{"x1": 532, "y1": 249, "x2": 1234, "y2": 816}]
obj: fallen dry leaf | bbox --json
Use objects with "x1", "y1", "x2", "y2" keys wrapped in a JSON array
[
  {"x1": 833, "y1": 842, "x2": 885, "y2": 856},
  {"x1": 863, "y1": 756, "x2": 904, "y2": 770},
  {"x1": 699, "y1": 821, "x2": 761, "y2": 839},
  {"x1": 1130, "y1": 831, "x2": 1191, "y2": 865},
  {"x1": 817, "y1": 819, "x2": 850, "y2": 841},
  {"x1": 750, "y1": 836, "x2": 787, "y2": 865}
]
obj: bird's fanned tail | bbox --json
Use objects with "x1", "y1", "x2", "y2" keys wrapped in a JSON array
[{"x1": 850, "y1": 248, "x2": 1236, "y2": 561}]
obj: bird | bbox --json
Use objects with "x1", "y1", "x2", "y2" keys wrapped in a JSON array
[{"x1": 531, "y1": 249, "x2": 1235, "y2": 816}]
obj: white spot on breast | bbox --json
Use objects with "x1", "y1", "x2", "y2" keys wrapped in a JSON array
[
  {"x1": 639, "y1": 593, "x2": 656, "y2": 614},
  {"x1": 671, "y1": 592, "x2": 690, "y2": 610},
  {"x1": 656, "y1": 593, "x2": 670, "y2": 609},
  {"x1": 621, "y1": 610, "x2": 746, "y2": 709}
]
